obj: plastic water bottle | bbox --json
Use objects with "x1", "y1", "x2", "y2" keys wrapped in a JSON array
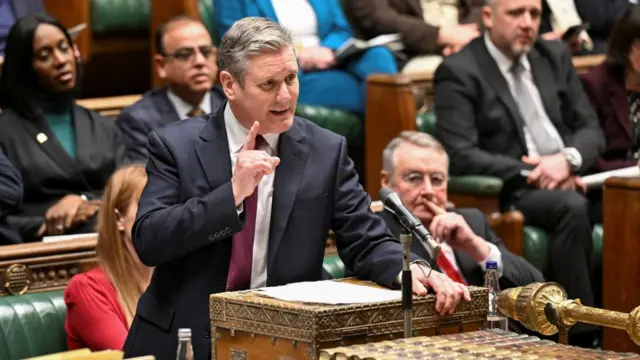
[
  {"x1": 176, "y1": 328, "x2": 194, "y2": 360},
  {"x1": 484, "y1": 261, "x2": 508, "y2": 331}
]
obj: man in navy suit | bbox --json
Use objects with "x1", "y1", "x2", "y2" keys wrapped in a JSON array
[
  {"x1": 117, "y1": 16, "x2": 225, "y2": 163},
  {"x1": 124, "y1": 17, "x2": 469, "y2": 360}
]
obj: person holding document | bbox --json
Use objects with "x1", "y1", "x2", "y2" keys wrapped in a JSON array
[
  {"x1": 123, "y1": 18, "x2": 467, "y2": 360},
  {"x1": 433, "y1": 0, "x2": 603, "y2": 346},
  {"x1": 213, "y1": 0, "x2": 398, "y2": 115}
]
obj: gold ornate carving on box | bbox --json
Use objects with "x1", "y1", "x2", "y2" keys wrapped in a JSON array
[{"x1": 210, "y1": 280, "x2": 488, "y2": 360}]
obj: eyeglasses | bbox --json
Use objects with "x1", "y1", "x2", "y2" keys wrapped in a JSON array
[
  {"x1": 401, "y1": 171, "x2": 447, "y2": 189},
  {"x1": 163, "y1": 45, "x2": 216, "y2": 62}
]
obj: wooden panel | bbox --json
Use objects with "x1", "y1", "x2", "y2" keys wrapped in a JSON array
[
  {"x1": 77, "y1": 94, "x2": 142, "y2": 117},
  {"x1": 602, "y1": 177, "x2": 640, "y2": 353},
  {"x1": 0, "y1": 236, "x2": 98, "y2": 296},
  {"x1": 43, "y1": 0, "x2": 91, "y2": 62},
  {"x1": 365, "y1": 74, "x2": 419, "y2": 199},
  {"x1": 150, "y1": 0, "x2": 201, "y2": 89}
]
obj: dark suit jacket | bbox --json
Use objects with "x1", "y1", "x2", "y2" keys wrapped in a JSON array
[
  {"x1": 123, "y1": 104, "x2": 412, "y2": 360},
  {"x1": 116, "y1": 87, "x2": 226, "y2": 163},
  {"x1": 581, "y1": 62, "x2": 637, "y2": 172},
  {"x1": 540, "y1": 0, "x2": 631, "y2": 54},
  {"x1": 380, "y1": 208, "x2": 543, "y2": 290},
  {"x1": 11, "y1": 0, "x2": 45, "y2": 17},
  {"x1": 434, "y1": 37, "x2": 604, "y2": 197},
  {"x1": 342, "y1": 0, "x2": 483, "y2": 60},
  {"x1": 0, "y1": 151, "x2": 22, "y2": 245},
  {"x1": 0, "y1": 105, "x2": 126, "y2": 242}
]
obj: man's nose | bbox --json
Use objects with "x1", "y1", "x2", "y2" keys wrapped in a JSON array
[{"x1": 276, "y1": 82, "x2": 291, "y2": 102}]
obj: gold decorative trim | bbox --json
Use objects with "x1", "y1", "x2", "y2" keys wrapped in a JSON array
[{"x1": 3, "y1": 263, "x2": 31, "y2": 295}]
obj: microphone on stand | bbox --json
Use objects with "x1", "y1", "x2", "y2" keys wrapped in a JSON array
[
  {"x1": 378, "y1": 187, "x2": 441, "y2": 261},
  {"x1": 400, "y1": 230, "x2": 413, "y2": 338}
]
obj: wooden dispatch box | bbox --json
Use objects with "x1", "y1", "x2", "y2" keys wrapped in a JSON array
[{"x1": 209, "y1": 280, "x2": 488, "y2": 360}]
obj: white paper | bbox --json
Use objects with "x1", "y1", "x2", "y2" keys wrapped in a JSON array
[
  {"x1": 42, "y1": 233, "x2": 97, "y2": 243},
  {"x1": 253, "y1": 280, "x2": 401, "y2": 305},
  {"x1": 582, "y1": 166, "x2": 640, "y2": 189}
]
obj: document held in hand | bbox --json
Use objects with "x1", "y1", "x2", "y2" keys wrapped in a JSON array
[
  {"x1": 333, "y1": 33, "x2": 403, "y2": 66},
  {"x1": 582, "y1": 166, "x2": 640, "y2": 189}
]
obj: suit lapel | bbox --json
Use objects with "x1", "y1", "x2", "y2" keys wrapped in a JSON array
[
  {"x1": 255, "y1": 0, "x2": 279, "y2": 21},
  {"x1": 472, "y1": 40, "x2": 527, "y2": 147},
  {"x1": 23, "y1": 111, "x2": 79, "y2": 176},
  {"x1": 267, "y1": 120, "x2": 308, "y2": 270},
  {"x1": 406, "y1": 0, "x2": 423, "y2": 17},
  {"x1": 73, "y1": 106, "x2": 96, "y2": 179},
  {"x1": 455, "y1": 250, "x2": 482, "y2": 285},
  {"x1": 528, "y1": 50, "x2": 563, "y2": 131},
  {"x1": 195, "y1": 105, "x2": 232, "y2": 190},
  {"x1": 155, "y1": 91, "x2": 181, "y2": 124},
  {"x1": 608, "y1": 72, "x2": 632, "y2": 141}
]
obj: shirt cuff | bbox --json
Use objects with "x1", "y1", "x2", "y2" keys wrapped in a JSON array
[
  {"x1": 477, "y1": 242, "x2": 503, "y2": 278},
  {"x1": 236, "y1": 202, "x2": 243, "y2": 216},
  {"x1": 563, "y1": 147, "x2": 583, "y2": 172}
]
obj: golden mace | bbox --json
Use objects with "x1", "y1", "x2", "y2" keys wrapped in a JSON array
[{"x1": 497, "y1": 282, "x2": 640, "y2": 346}]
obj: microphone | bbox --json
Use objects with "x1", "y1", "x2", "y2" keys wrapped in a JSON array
[{"x1": 378, "y1": 187, "x2": 441, "y2": 261}]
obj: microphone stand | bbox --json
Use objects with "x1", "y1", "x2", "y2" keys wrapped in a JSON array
[{"x1": 400, "y1": 230, "x2": 413, "y2": 339}]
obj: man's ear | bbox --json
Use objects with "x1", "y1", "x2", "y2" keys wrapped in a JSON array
[
  {"x1": 155, "y1": 54, "x2": 168, "y2": 79},
  {"x1": 380, "y1": 170, "x2": 391, "y2": 189},
  {"x1": 482, "y1": 5, "x2": 494, "y2": 29},
  {"x1": 219, "y1": 71, "x2": 237, "y2": 100}
]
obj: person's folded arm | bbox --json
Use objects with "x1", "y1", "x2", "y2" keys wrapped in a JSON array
[{"x1": 0, "y1": 152, "x2": 22, "y2": 218}]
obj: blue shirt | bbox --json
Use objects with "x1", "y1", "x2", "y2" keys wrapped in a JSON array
[{"x1": 0, "y1": 0, "x2": 16, "y2": 55}]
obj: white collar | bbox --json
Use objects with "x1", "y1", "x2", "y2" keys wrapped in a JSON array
[
  {"x1": 166, "y1": 89, "x2": 212, "y2": 120},
  {"x1": 223, "y1": 103, "x2": 280, "y2": 154},
  {"x1": 483, "y1": 32, "x2": 531, "y2": 75}
]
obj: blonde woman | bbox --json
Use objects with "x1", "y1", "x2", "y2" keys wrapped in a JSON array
[{"x1": 64, "y1": 165, "x2": 151, "y2": 351}]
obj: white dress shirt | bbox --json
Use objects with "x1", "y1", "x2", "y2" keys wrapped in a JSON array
[
  {"x1": 224, "y1": 104, "x2": 280, "y2": 289},
  {"x1": 166, "y1": 90, "x2": 212, "y2": 120},
  {"x1": 439, "y1": 239, "x2": 503, "y2": 280},
  {"x1": 483, "y1": 33, "x2": 582, "y2": 167},
  {"x1": 271, "y1": 0, "x2": 320, "y2": 50}
]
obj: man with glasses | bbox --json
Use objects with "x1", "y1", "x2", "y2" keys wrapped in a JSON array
[
  {"x1": 117, "y1": 15, "x2": 225, "y2": 163},
  {"x1": 379, "y1": 131, "x2": 543, "y2": 302}
]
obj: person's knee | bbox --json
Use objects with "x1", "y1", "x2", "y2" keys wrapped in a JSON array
[
  {"x1": 558, "y1": 191, "x2": 590, "y2": 218},
  {"x1": 358, "y1": 46, "x2": 398, "y2": 74}
]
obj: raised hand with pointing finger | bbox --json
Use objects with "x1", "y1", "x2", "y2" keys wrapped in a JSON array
[{"x1": 231, "y1": 121, "x2": 280, "y2": 206}]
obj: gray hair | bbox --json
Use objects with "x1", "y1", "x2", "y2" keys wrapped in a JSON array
[
  {"x1": 218, "y1": 17, "x2": 293, "y2": 87},
  {"x1": 382, "y1": 131, "x2": 449, "y2": 174}
]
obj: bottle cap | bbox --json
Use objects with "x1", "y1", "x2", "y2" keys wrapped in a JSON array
[
  {"x1": 485, "y1": 261, "x2": 498, "y2": 270},
  {"x1": 178, "y1": 328, "x2": 192, "y2": 338}
]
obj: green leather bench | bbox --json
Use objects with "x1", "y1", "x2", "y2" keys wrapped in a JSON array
[
  {"x1": 90, "y1": 0, "x2": 150, "y2": 36},
  {"x1": 0, "y1": 291, "x2": 67, "y2": 360}
]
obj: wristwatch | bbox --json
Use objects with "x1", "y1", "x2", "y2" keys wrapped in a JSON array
[{"x1": 562, "y1": 149, "x2": 581, "y2": 173}]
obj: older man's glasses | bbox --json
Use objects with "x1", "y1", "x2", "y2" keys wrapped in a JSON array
[
  {"x1": 402, "y1": 171, "x2": 447, "y2": 189},
  {"x1": 163, "y1": 45, "x2": 216, "y2": 62}
]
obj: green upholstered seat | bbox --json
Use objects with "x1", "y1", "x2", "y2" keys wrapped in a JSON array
[
  {"x1": 90, "y1": 0, "x2": 150, "y2": 35},
  {"x1": 323, "y1": 253, "x2": 346, "y2": 279},
  {"x1": 0, "y1": 291, "x2": 67, "y2": 360}
]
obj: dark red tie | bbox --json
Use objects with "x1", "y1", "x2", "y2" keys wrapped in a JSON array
[
  {"x1": 226, "y1": 136, "x2": 266, "y2": 291},
  {"x1": 437, "y1": 253, "x2": 468, "y2": 285}
]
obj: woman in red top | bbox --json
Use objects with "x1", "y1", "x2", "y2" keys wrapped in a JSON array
[{"x1": 64, "y1": 164, "x2": 152, "y2": 351}]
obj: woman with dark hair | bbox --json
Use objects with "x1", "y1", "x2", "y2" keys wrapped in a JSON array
[
  {"x1": 581, "y1": 5, "x2": 640, "y2": 173},
  {"x1": 0, "y1": 15, "x2": 126, "y2": 242}
]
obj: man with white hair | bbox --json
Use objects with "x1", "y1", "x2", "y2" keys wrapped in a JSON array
[
  {"x1": 434, "y1": 0, "x2": 603, "y2": 347},
  {"x1": 123, "y1": 17, "x2": 469, "y2": 360}
]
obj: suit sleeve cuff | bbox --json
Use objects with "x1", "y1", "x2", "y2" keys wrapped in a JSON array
[{"x1": 477, "y1": 242, "x2": 503, "y2": 278}]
